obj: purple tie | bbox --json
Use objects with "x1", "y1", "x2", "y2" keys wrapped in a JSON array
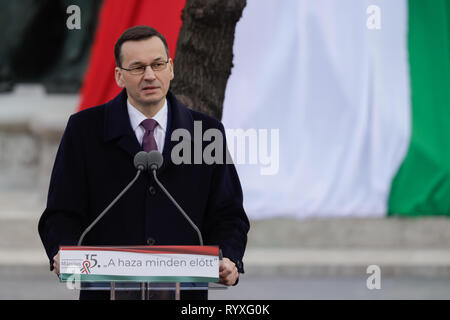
[{"x1": 141, "y1": 119, "x2": 158, "y2": 152}]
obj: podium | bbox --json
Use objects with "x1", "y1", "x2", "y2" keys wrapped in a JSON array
[{"x1": 59, "y1": 245, "x2": 227, "y2": 300}]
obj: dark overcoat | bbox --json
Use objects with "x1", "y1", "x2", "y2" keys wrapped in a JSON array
[{"x1": 38, "y1": 89, "x2": 250, "y2": 299}]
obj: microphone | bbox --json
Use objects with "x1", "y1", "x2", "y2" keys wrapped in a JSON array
[
  {"x1": 134, "y1": 150, "x2": 150, "y2": 171},
  {"x1": 148, "y1": 150, "x2": 204, "y2": 246},
  {"x1": 77, "y1": 151, "x2": 149, "y2": 246},
  {"x1": 148, "y1": 149, "x2": 163, "y2": 171}
]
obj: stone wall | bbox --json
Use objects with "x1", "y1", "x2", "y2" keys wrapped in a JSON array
[{"x1": 0, "y1": 85, "x2": 75, "y2": 193}]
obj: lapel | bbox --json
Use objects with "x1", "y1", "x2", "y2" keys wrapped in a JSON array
[
  {"x1": 103, "y1": 89, "x2": 141, "y2": 158},
  {"x1": 159, "y1": 91, "x2": 194, "y2": 176}
]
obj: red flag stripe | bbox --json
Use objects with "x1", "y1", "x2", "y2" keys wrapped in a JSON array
[
  {"x1": 78, "y1": 0, "x2": 186, "y2": 111},
  {"x1": 60, "y1": 245, "x2": 219, "y2": 256}
]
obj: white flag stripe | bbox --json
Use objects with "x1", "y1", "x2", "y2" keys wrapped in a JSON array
[{"x1": 223, "y1": 0, "x2": 410, "y2": 219}]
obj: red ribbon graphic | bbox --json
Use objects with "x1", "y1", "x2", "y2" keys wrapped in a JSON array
[{"x1": 80, "y1": 260, "x2": 91, "y2": 274}]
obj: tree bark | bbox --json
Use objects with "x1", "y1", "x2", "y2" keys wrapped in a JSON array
[{"x1": 171, "y1": 0, "x2": 246, "y2": 120}]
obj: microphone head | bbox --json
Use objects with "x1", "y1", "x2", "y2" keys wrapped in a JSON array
[
  {"x1": 148, "y1": 150, "x2": 163, "y2": 171},
  {"x1": 134, "y1": 151, "x2": 149, "y2": 171}
]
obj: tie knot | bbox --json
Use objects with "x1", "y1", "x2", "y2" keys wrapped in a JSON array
[{"x1": 141, "y1": 118, "x2": 158, "y2": 132}]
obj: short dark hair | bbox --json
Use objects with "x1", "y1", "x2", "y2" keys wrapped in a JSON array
[{"x1": 114, "y1": 25, "x2": 170, "y2": 68}]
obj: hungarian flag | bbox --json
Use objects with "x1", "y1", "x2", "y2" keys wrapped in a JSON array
[
  {"x1": 78, "y1": 0, "x2": 185, "y2": 111},
  {"x1": 222, "y1": 0, "x2": 450, "y2": 219}
]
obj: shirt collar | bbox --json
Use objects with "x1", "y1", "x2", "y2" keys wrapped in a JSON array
[{"x1": 127, "y1": 99, "x2": 168, "y2": 132}]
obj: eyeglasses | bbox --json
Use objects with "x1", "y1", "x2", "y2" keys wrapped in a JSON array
[{"x1": 120, "y1": 59, "x2": 169, "y2": 75}]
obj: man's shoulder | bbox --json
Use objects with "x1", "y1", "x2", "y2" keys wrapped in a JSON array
[
  {"x1": 62, "y1": 104, "x2": 107, "y2": 139},
  {"x1": 191, "y1": 109, "x2": 223, "y2": 128},
  {"x1": 168, "y1": 91, "x2": 225, "y2": 131},
  {"x1": 70, "y1": 103, "x2": 106, "y2": 123},
  {"x1": 178, "y1": 103, "x2": 225, "y2": 132}
]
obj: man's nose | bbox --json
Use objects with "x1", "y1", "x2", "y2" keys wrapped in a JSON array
[{"x1": 143, "y1": 66, "x2": 156, "y2": 80}]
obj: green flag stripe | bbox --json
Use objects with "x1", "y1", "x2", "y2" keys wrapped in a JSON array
[
  {"x1": 60, "y1": 274, "x2": 218, "y2": 283},
  {"x1": 388, "y1": 0, "x2": 450, "y2": 216}
]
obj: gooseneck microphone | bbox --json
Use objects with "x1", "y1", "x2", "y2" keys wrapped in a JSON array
[
  {"x1": 147, "y1": 149, "x2": 164, "y2": 171},
  {"x1": 148, "y1": 150, "x2": 204, "y2": 246},
  {"x1": 77, "y1": 151, "x2": 149, "y2": 246}
]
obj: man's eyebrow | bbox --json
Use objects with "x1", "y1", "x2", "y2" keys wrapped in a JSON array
[
  {"x1": 127, "y1": 61, "x2": 144, "y2": 67},
  {"x1": 127, "y1": 57, "x2": 166, "y2": 67},
  {"x1": 152, "y1": 57, "x2": 166, "y2": 62}
]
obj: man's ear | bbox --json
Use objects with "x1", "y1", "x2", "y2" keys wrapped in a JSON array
[
  {"x1": 169, "y1": 58, "x2": 174, "y2": 80},
  {"x1": 115, "y1": 67, "x2": 125, "y2": 88}
]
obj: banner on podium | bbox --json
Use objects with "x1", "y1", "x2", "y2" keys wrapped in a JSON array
[{"x1": 59, "y1": 246, "x2": 219, "y2": 283}]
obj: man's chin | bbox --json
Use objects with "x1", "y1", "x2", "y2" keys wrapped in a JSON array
[
  {"x1": 139, "y1": 97, "x2": 164, "y2": 108},
  {"x1": 129, "y1": 91, "x2": 165, "y2": 109}
]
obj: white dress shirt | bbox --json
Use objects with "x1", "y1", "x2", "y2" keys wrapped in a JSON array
[{"x1": 127, "y1": 99, "x2": 167, "y2": 152}]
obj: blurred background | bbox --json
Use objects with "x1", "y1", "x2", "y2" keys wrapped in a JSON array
[{"x1": 1, "y1": 0, "x2": 450, "y2": 299}]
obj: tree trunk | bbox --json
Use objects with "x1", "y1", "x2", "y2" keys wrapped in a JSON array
[{"x1": 171, "y1": 0, "x2": 246, "y2": 120}]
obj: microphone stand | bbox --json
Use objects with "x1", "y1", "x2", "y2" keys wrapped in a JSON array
[
  {"x1": 151, "y1": 168, "x2": 205, "y2": 300},
  {"x1": 77, "y1": 169, "x2": 143, "y2": 246},
  {"x1": 76, "y1": 162, "x2": 144, "y2": 300},
  {"x1": 151, "y1": 169, "x2": 203, "y2": 246}
]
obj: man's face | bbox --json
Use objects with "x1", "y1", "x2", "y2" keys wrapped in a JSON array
[{"x1": 115, "y1": 36, "x2": 174, "y2": 110}]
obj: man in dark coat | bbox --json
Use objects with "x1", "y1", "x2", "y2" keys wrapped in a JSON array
[{"x1": 38, "y1": 25, "x2": 250, "y2": 300}]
